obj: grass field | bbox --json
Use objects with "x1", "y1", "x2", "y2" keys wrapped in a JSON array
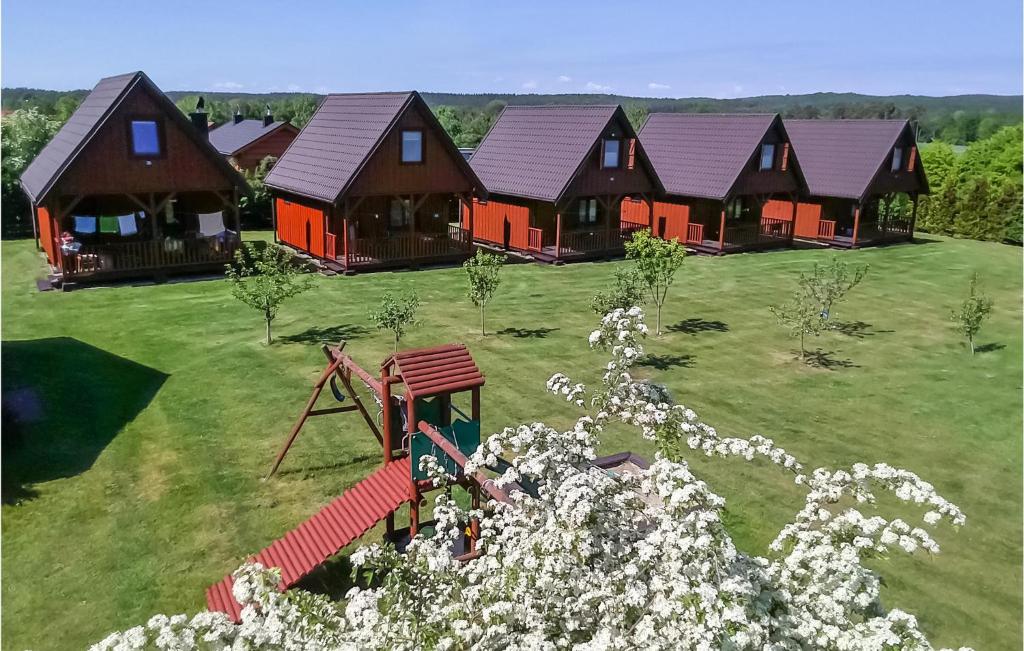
[{"x1": 2, "y1": 233, "x2": 1021, "y2": 650}]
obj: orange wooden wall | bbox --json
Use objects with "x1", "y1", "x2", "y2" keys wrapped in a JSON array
[
  {"x1": 763, "y1": 199, "x2": 822, "y2": 239},
  {"x1": 276, "y1": 197, "x2": 326, "y2": 258},
  {"x1": 462, "y1": 198, "x2": 530, "y2": 250},
  {"x1": 37, "y1": 206, "x2": 57, "y2": 265},
  {"x1": 234, "y1": 126, "x2": 298, "y2": 170},
  {"x1": 620, "y1": 200, "x2": 690, "y2": 241}
]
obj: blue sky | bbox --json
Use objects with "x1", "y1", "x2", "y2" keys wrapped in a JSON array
[{"x1": 3, "y1": 0, "x2": 1021, "y2": 96}]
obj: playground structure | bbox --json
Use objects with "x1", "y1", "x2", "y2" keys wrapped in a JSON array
[{"x1": 205, "y1": 341, "x2": 512, "y2": 620}]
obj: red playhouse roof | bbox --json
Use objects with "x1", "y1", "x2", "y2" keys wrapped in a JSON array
[{"x1": 385, "y1": 344, "x2": 484, "y2": 398}]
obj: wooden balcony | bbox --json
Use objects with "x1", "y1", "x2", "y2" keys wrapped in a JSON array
[
  {"x1": 58, "y1": 236, "x2": 239, "y2": 282},
  {"x1": 832, "y1": 218, "x2": 914, "y2": 248},
  {"x1": 335, "y1": 224, "x2": 473, "y2": 271}
]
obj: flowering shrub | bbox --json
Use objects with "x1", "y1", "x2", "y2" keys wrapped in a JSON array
[{"x1": 92, "y1": 307, "x2": 969, "y2": 651}]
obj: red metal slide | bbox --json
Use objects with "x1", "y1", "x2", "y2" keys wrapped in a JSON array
[{"x1": 206, "y1": 456, "x2": 411, "y2": 621}]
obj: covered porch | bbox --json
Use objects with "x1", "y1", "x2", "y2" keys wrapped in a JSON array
[
  {"x1": 683, "y1": 196, "x2": 794, "y2": 255},
  {"x1": 528, "y1": 194, "x2": 650, "y2": 264},
  {"x1": 328, "y1": 192, "x2": 473, "y2": 272},
  {"x1": 808, "y1": 193, "x2": 917, "y2": 249},
  {"x1": 42, "y1": 190, "x2": 241, "y2": 284}
]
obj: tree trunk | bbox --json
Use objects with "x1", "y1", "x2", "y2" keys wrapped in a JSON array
[
  {"x1": 480, "y1": 305, "x2": 486, "y2": 336},
  {"x1": 799, "y1": 330, "x2": 805, "y2": 358},
  {"x1": 969, "y1": 336, "x2": 975, "y2": 355},
  {"x1": 656, "y1": 303, "x2": 663, "y2": 336},
  {"x1": 265, "y1": 312, "x2": 272, "y2": 345},
  {"x1": 394, "y1": 333, "x2": 399, "y2": 353}
]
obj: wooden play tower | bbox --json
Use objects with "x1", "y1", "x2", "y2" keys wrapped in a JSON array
[{"x1": 206, "y1": 341, "x2": 511, "y2": 620}]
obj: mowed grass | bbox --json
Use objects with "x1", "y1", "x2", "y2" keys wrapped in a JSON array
[{"x1": 1, "y1": 233, "x2": 1020, "y2": 650}]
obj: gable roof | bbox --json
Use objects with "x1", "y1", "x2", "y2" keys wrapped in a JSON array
[
  {"x1": 784, "y1": 119, "x2": 920, "y2": 200},
  {"x1": 639, "y1": 113, "x2": 785, "y2": 200},
  {"x1": 20, "y1": 71, "x2": 246, "y2": 204},
  {"x1": 470, "y1": 105, "x2": 658, "y2": 203},
  {"x1": 385, "y1": 343, "x2": 484, "y2": 399},
  {"x1": 208, "y1": 119, "x2": 294, "y2": 156},
  {"x1": 264, "y1": 91, "x2": 482, "y2": 204}
]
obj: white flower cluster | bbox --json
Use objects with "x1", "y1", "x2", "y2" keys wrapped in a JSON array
[{"x1": 91, "y1": 307, "x2": 970, "y2": 651}]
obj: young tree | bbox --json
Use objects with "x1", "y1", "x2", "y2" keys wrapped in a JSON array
[
  {"x1": 624, "y1": 229, "x2": 686, "y2": 335},
  {"x1": 226, "y1": 243, "x2": 315, "y2": 345},
  {"x1": 463, "y1": 250, "x2": 506, "y2": 335},
  {"x1": 799, "y1": 256, "x2": 869, "y2": 325},
  {"x1": 950, "y1": 272, "x2": 994, "y2": 354},
  {"x1": 371, "y1": 290, "x2": 420, "y2": 351},
  {"x1": 769, "y1": 287, "x2": 825, "y2": 359},
  {"x1": 591, "y1": 266, "x2": 645, "y2": 314}
]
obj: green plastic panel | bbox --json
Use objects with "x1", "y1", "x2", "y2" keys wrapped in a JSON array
[{"x1": 410, "y1": 418, "x2": 481, "y2": 482}]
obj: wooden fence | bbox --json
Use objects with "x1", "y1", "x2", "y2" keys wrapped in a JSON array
[{"x1": 61, "y1": 237, "x2": 237, "y2": 280}]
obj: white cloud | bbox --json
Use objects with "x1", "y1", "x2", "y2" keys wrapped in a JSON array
[
  {"x1": 213, "y1": 81, "x2": 244, "y2": 90},
  {"x1": 557, "y1": 75, "x2": 572, "y2": 83},
  {"x1": 585, "y1": 81, "x2": 612, "y2": 92},
  {"x1": 522, "y1": 80, "x2": 538, "y2": 90},
  {"x1": 647, "y1": 82, "x2": 671, "y2": 91},
  {"x1": 286, "y1": 84, "x2": 303, "y2": 92}
]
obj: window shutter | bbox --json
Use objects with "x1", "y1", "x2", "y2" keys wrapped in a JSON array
[
  {"x1": 780, "y1": 143, "x2": 790, "y2": 171},
  {"x1": 627, "y1": 138, "x2": 636, "y2": 169},
  {"x1": 907, "y1": 146, "x2": 917, "y2": 172}
]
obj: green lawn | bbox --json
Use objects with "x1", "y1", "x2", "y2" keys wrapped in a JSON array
[{"x1": 2, "y1": 234, "x2": 1020, "y2": 650}]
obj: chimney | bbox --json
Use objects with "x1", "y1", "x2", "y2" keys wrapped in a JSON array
[
  {"x1": 233, "y1": 109, "x2": 244, "y2": 125},
  {"x1": 190, "y1": 96, "x2": 209, "y2": 139},
  {"x1": 263, "y1": 103, "x2": 274, "y2": 127}
]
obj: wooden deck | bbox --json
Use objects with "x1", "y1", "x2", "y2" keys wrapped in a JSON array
[
  {"x1": 683, "y1": 217, "x2": 794, "y2": 255},
  {"x1": 57, "y1": 237, "x2": 239, "y2": 284},
  {"x1": 333, "y1": 225, "x2": 473, "y2": 272}
]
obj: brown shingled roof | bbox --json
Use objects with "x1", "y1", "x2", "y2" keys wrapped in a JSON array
[
  {"x1": 208, "y1": 119, "x2": 293, "y2": 156},
  {"x1": 470, "y1": 105, "x2": 658, "y2": 203},
  {"x1": 19, "y1": 71, "x2": 245, "y2": 203},
  {"x1": 639, "y1": 113, "x2": 783, "y2": 200},
  {"x1": 264, "y1": 91, "x2": 482, "y2": 204},
  {"x1": 785, "y1": 119, "x2": 923, "y2": 200}
]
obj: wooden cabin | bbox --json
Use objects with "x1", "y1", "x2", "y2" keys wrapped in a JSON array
[
  {"x1": 264, "y1": 91, "x2": 484, "y2": 273},
  {"x1": 466, "y1": 105, "x2": 661, "y2": 263},
  {"x1": 20, "y1": 71, "x2": 248, "y2": 285},
  {"x1": 629, "y1": 113, "x2": 806, "y2": 254},
  {"x1": 208, "y1": 108, "x2": 299, "y2": 171},
  {"x1": 762, "y1": 119, "x2": 928, "y2": 248}
]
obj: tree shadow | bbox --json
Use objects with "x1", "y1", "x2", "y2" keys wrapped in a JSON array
[
  {"x1": 829, "y1": 320, "x2": 894, "y2": 338},
  {"x1": 801, "y1": 348, "x2": 859, "y2": 370},
  {"x1": 975, "y1": 342, "x2": 1006, "y2": 354},
  {"x1": 1, "y1": 337, "x2": 168, "y2": 504},
  {"x1": 666, "y1": 318, "x2": 729, "y2": 335},
  {"x1": 636, "y1": 354, "x2": 695, "y2": 371},
  {"x1": 496, "y1": 327, "x2": 559, "y2": 339},
  {"x1": 279, "y1": 324, "x2": 369, "y2": 345}
]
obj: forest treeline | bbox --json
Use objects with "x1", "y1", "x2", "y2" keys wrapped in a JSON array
[
  {"x1": 5, "y1": 86, "x2": 1021, "y2": 145},
  {"x1": 2, "y1": 88, "x2": 1020, "y2": 243}
]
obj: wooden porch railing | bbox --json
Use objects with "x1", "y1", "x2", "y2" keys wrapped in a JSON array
[
  {"x1": 346, "y1": 225, "x2": 471, "y2": 267},
  {"x1": 325, "y1": 233, "x2": 337, "y2": 259},
  {"x1": 721, "y1": 217, "x2": 794, "y2": 249},
  {"x1": 555, "y1": 224, "x2": 639, "y2": 258},
  {"x1": 818, "y1": 220, "x2": 837, "y2": 240},
  {"x1": 527, "y1": 227, "x2": 544, "y2": 252},
  {"x1": 686, "y1": 223, "x2": 704, "y2": 244},
  {"x1": 60, "y1": 237, "x2": 238, "y2": 279}
]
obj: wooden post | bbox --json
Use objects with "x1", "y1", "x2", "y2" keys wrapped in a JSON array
[
  {"x1": 381, "y1": 365, "x2": 393, "y2": 464},
  {"x1": 343, "y1": 217, "x2": 350, "y2": 269},
  {"x1": 406, "y1": 394, "x2": 418, "y2": 536},
  {"x1": 271, "y1": 197, "x2": 279, "y2": 243},
  {"x1": 718, "y1": 204, "x2": 727, "y2": 251},
  {"x1": 31, "y1": 203, "x2": 39, "y2": 251},
  {"x1": 604, "y1": 195, "x2": 612, "y2": 251},
  {"x1": 233, "y1": 187, "x2": 241, "y2": 235},
  {"x1": 646, "y1": 194, "x2": 654, "y2": 232},
  {"x1": 851, "y1": 203, "x2": 861, "y2": 247},
  {"x1": 791, "y1": 194, "x2": 799, "y2": 242},
  {"x1": 909, "y1": 193, "x2": 918, "y2": 240},
  {"x1": 468, "y1": 194, "x2": 475, "y2": 242},
  {"x1": 555, "y1": 212, "x2": 562, "y2": 259},
  {"x1": 471, "y1": 387, "x2": 481, "y2": 427},
  {"x1": 469, "y1": 483, "x2": 481, "y2": 553}
]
